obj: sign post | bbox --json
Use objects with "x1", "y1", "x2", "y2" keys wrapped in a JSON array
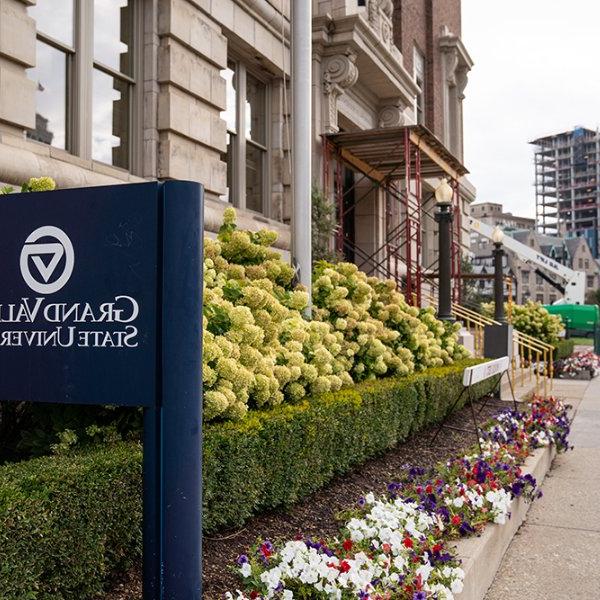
[
  {"x1": 429, "y1": 356, "x2": 520, "y2": 452},
  {"x1": 0, "y1": 181, "x2": 203, "y2": 599}
]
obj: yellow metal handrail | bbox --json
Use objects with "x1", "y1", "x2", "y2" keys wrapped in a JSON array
[{"x1": 424, "y1": 294, "x2": 555, "y2": 394}]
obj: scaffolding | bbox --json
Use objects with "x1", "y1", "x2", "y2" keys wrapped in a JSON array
[
  {"x1": 323, "y1": 125, "x2": 468, "y2": 306},
  {"x1": 531, "y1": 127, "x2": 600, "y2": 257}
]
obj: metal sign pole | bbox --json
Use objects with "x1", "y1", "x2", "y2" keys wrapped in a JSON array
[{"x1": 143, "y1": 182, "x2": 204, "y2": 599}]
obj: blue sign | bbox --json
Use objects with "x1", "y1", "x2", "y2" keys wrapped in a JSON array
[
  {"x1": 0, "y1": 182, "x2": 159, "y2": 406},
  {"x1": 0, "y1": 181, "x2": 204, "y2": 599}
]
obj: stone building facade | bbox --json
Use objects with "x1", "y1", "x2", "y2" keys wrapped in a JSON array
[{"x1": 0, "y1": 0, "x2": 473, "y2": 289}]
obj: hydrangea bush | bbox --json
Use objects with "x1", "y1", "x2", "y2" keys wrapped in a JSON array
[
  {"x1": 312, "y1": 263, "x2": 468, "y2": 381},
  {"x1": 227, "y1": 394, "x2": 571, "y2": 599},
  {"x1": 481, "y1": 300, "x2": 563, "y2": 346},
  {"x1": 203, "y1": 209, "x2": 467, "y2": 421}
]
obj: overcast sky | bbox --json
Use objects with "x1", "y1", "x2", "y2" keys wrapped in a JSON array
[{"x1": 462, "y1": 0, "x2": 600, "y2": 218}]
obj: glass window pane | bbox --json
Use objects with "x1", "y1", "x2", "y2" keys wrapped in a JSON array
[
  {"x1": 246, "y1": 144, "x2": 264, "y2": 213},
  {"x1": 220, "y1": 132, "x2": 235, "y2": 204},
  {"x1": 27, "y1": 41, "x2": 67, "y2": 149},
  {"x1": 94, "y1": 0, "x2": 133, "y2": 75},
  {"x1": 92, "y1": 69, "x2": 130, "y2": 169},
  {"x1": 245, "y1": 74, "x2": 266, "y2": 145},
  {"x1": 29, "y1": 0, "x2": 74, "y2": 46},
  {"x1": 220, "y1": 64, "x2": 237, "y2": 133}
]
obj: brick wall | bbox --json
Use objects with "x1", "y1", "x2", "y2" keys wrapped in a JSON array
[{"x1": 393, "y1": 0, "x2": 461, "y2": 140}]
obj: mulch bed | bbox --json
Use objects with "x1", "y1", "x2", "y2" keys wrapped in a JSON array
[{"x1": 102, "y1": 398, "x2": 502, "y2": 600}]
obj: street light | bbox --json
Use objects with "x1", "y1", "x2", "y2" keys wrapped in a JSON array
[
  {"x1": 434, "y1": 178, "x2": 454, "y2": 205},
  {"x1": 491, "y1": 226, "x2": 504, "y2": 245},
  {"x1": 434, "y1": 179, "x2": 454, "y2": 321},
  {"x1": 492, "y1": 226, "x2": 506, "y2": 322}
]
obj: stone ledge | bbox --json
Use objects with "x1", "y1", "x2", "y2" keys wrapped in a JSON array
[{"x1": 454, "y1": 443, "x2": 557, "y2": 600}]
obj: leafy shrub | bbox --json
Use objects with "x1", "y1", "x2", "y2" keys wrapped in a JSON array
[
  {"x1": 0, "y1": 442, "x2": 142, "y2": 599},
  {"x1": 554, "y1": 338, "x2": 575, "y2": 360},
  {"x1": 482, "y1": 300, "x2": 563, "y2": 346},
  {"x1": 311, "y1": 186, "x2": 340, "y2": 263},
  {"x1": 203, "y1": 209, "x2": 467, "y2": 421},
  {"x1": 0, "y1": 176, "x2": 56, "y2": 195}
]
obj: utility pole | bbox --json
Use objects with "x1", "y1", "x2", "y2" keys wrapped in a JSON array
[{"x1": 291, "y1": 0, "x2": 312, "y2": 311}]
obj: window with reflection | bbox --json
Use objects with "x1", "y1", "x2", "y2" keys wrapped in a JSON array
[
  {"x1": 27, "y1": 0, "x2": 74, "y2": 149},
  {"x1": 413, "y1": 47, "x2": 425, "y2": 125},
  {"x1": 220, "y1": 64, "x2": 237, "y2": 204},
  {"x1": 93, "y1": 0, "x2": 134, "y2": 169},
  {"x1": 219, "y1": 60, "x2": 269, "y2": 214},
  {"x1": 245, "y1": 73, "x2": 267, "y2": 213},
  {"x1": 27, "y1": 1, "x2": 137, "y2": 171}
]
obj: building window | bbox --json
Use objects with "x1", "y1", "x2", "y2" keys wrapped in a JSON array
[
  {"x1": 536, "y1": 294, "x2": 544, "y2": 303},
  {"x1": 587, "y1": 275, "x2": 595, "y2": 288},
  {"x1": 27, "y1": 1, "x2": 139, "y2": 171},
  {"x1": 578, "y1": 258, "x2": 584, "y2": 269},
  {"x1": 92, "y1": 1, "x2": 135, "y2": 168},
  {"x1": 413, "y1": 48, "x2": 425, "y2": 125},
  {"x1": 522, "y1": 270, "x2": 530, "y2": 283},
  {"x1": 220, "y1": 60, "x2": 269, "y2": 215},
  {"x1": 26, "y1": 0, "x2": 74, "y2": 150}
]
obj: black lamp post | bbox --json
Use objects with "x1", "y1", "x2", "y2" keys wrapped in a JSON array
[
  {"x1": 434, "y1": 179, "x2": 454, "y2": 321},
  {"x1": 492, "y1": 226, "x2": 506, "y2": 323}
]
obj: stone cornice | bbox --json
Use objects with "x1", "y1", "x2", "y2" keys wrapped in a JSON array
[
  {"x1": 317, "y1": 13, "x2": 418, "y2": 106},
  {"x1": 439, "y1": 29, "x2": 474, "y2": 71}
]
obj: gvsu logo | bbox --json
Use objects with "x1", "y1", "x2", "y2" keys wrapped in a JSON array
[{"x1": 20, "y1": 226, "x2": 75, "y2": 294}]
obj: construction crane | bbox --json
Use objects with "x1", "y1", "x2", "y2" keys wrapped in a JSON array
[{"x1": 468, "y1": 217, "x2": 586, "y2": 305}]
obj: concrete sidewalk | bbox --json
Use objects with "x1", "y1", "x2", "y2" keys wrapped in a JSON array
[{"x1": 485, "y1": 377, "x2": 600, "y2": 600}]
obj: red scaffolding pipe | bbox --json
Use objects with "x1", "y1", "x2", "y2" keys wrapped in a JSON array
[{"x1": 322, "y1": 125, "x2": 468, "y2": 308}]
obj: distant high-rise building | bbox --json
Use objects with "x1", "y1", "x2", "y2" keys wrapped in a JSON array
[{"x1": 531, "y1": 127, "x2": 600, "y2": 257}]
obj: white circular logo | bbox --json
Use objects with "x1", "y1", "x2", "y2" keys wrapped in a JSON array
[{"x1": 20, "y1": 226, "x2": 75, "y2": 294}]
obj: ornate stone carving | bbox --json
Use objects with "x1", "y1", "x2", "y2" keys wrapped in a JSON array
[
  {"x1": 439, "y1": 26, "x2": 473, "y2": 90},
  {"x1": 323, "y1": 53, "x2": 359, "y2": 95},
  {"x1": 366, "y1": 0, "x2": 397, "y2": 56},
  {"x1": 455, "y1": 66, "x2": 469, "y2": 100},
  {"x1": 322, "y1": 52, "x2": 359, "y2": 133},
  {"x1": 438, "y1": 27, "x2": 473, "y2": 155},
  {"x1": 378, "y1": 102, "x2": 407, "y2": 128}
]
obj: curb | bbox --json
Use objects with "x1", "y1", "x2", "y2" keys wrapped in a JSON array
[{"x1": 453, "y1": 443, "x2": 557, "y2": 600}]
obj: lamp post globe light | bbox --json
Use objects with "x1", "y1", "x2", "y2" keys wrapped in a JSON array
[
  {"x1": 492, "y1": 226, "x2": 506, "y2": 323},
  {"x1": 434, "y1": 178, "x2": 454, "y2": 321}
]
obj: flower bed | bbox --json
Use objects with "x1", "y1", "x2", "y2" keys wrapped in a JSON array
[
  {"x1": 227, "y1": 395, "x2": 571, "y2": 600},
  {"x1": 553, "y1": 349, "x2": 600, "y2": 379}
]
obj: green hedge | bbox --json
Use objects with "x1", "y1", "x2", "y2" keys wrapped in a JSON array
[
  {"x1": 202, "y1": 358, "x2": 493, "y2": 532},
  {"x1": 554, "y1": 338, "x2": 575, "y2": 360},
  {"x1": 0, "y1": 443, "x2": 142, "y2": 600},
  {"x1": 0, "y1": 359, "x2": 493, "y2": 598}
]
